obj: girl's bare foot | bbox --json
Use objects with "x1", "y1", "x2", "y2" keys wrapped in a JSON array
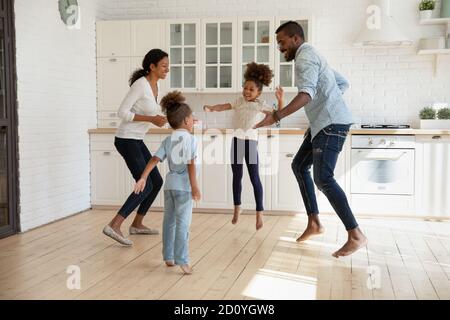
[
  {"x1": 256, "y1": 211, "x2": 264, "y2": 230},
  {"x1": 232, "y1": 206, "x2": 243, "y2": 225},
  {"x1": 296, "y1": 215, "x2": 325, "y2": 242},
  {"x1": 165, "y1": 260, "x2": 175, "y2": 267},
  {"x1": 332, "y1": 228, "x2": 368, "y2": 258},
  {"x1": 180, "y1": 264, "x2": 193, "y2": 275}
]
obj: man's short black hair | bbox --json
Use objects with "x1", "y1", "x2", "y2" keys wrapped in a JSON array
[{"x1": 275, "y1": 21, "x2": 305, "y2": 40}]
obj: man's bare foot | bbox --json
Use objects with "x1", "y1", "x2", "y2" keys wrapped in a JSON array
[
  {"x1": 165, "y1": 260, "x2": 175, "y2": 267},
  {"x1": 256, "y1": 212, "x2": 264, "y2": 230},
  {"x1": 232, "y1": 206, "x2": 243, "y2": 225},
  {"x1": 180, "y1": 264, "x2": 193, "y2": 275},
  {"x1": 296, "y1": 216, "x2": 324, "y2": 242},
  {"x1": 332, "y1": 228, "x2": 368, "y2": 258}
]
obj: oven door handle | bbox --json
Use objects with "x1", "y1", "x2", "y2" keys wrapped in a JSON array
[{"x1": 358, "y1": 151, "x2": 408, "y2": 161}]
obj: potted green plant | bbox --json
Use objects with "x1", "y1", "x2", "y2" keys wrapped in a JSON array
[
  {"x1": 420, "y1": 106, "x2": 450, "y2": 129},
  {"x1": 419, "y1": 107, "x2": 437, "y2": 129},
  {"x1": 435, "y1": 107, "x2": 450, "y2": 128},
  {"x1": 419, "y1": 0, "x2": 436, "y2": 20}
]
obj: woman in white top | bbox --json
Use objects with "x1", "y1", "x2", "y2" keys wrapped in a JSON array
[
  {"x1": 203, "y1": 63, "x2": 284, "y2": 231},
  {"x1": 103, "y1": 49, "x2": 169, "y2": 246}
]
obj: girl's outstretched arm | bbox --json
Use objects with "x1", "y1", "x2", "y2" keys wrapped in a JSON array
[{"x1": 203, "y1": 103, "x2": 232, "y2": 112}]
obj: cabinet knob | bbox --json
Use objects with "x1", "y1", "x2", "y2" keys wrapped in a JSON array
[
  {"x1": 103, "y1": 152, "x2": 111, "y2": 156},
  {"x1": 432, "y1": 136, "x2": 442, "y2": 140},
  {"x1": 110, "y1": 58, "x2": 118, "y2": 62},
  {"x1": 210, "y1": 135, "x2": 218, "y2": 139},
  {"x1": 286, "y1": 153, "x2": 294, "y2": 158},
  {"x1": 268, "y1": 135, "x2": 275, "y2": 139}
]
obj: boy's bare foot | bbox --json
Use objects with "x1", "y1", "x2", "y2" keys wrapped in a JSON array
[
  {"x1": 296, "y1": 215, "x2": 325, "y2": 242},
  {"x1": 232, "y1": 206, "x2": 243, "y2": 225},
  {"x1": 332, "y1": 229, "x2": 368, "y2": 258},
  {"x1": 165, "y1": 260, "x2": 175, "y2": 267},
  {"x1": 180, "y1": 264, "x2": 193, "y2": 275},
  {"x1": 256, "y1": 211, "x2": 264, "y2": 230}
]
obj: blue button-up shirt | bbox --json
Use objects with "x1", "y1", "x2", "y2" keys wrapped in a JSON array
[{"x1": 294, "y1": 43, "x2": 353, "y2": 139}]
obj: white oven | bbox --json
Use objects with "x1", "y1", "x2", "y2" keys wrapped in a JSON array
[{"x1": 350, "y1": 135, "x2": 415, "y2": 195}]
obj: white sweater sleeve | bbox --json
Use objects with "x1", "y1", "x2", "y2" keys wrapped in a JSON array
[{"x1": 117, "y1": 80, "x2": 144, "y2": 122}]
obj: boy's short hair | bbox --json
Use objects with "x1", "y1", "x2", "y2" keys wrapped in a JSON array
[{"x1": 275, "y1": 21, "x2": 305, "y2": 40}]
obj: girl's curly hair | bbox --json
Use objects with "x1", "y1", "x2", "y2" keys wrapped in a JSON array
[
  {"x1": 244, "y1": 62, "x2": 274, "y2": 91},
  {"x1": 160, "y1": 91, "x2": 192, "y2": 129}
]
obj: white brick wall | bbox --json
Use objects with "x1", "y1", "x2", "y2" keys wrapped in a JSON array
[
  {"x1": 99, "y1": 0, "x2": 450, "y2": 128},
  {"x1": 14, "y1": 0, "x2": 104, "y2": 231}
]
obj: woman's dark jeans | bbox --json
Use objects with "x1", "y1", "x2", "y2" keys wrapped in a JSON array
[
  {"x1": 291, "y1": 124, "x2": 358, "y2": 231},
  {"x1": 114, "y1": 137, "x2": 163, "y2": 218}
]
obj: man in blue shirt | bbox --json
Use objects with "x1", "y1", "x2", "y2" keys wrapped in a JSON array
[{"x1": 255, "y1": 21, "x2": 367, "y2": 258}]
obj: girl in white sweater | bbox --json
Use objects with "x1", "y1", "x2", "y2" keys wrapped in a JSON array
[{"x1": 204, "y1": 63, "x2": 284, "y2": 230}]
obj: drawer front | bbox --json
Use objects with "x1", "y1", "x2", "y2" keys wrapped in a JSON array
[
  {"x1": 90, "y1": 134, "x2": 116, "y2": 151},
  {"x1": 259, "y1": 135, "x2": 303, "y2": 154},
  {"x1": 98, "y1": 119, "x2": 120, "y2": 129},
  {"x1": 98, "y1": 111, "x2": 119, "y2": 119}
]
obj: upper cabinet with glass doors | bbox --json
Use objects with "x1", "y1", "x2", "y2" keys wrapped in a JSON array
[
  {"x1": 166, "y1": 20, "x2": 200, "y2": 92},
  {"x1": 238, "y1": 17, "x2": 275, "y2": 91},
  {"x1": 202, "y1": 19, "x2": 237, "y2": 92}
]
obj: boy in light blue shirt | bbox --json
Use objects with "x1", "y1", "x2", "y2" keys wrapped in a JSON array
[{"x1": 134, "y1": 91, "x2": 200, "y2": 275}]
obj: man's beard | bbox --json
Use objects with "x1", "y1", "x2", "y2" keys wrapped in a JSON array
[{"x1": 285, "y1": 48, "x2": 296, "y2": 62}]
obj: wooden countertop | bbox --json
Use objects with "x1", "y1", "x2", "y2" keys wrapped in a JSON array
[{"x1": 89, "y1": 128, "x2": 450, "y2": 135}]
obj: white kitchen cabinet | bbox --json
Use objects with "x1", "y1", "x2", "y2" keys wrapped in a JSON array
[
  {"x1": 97, "y1": 57, "x2": 131, "y2": 111},
  {"x1": 91, "y1": 150, "x2": 128, "y2": 206},
  {"x1": 270, "y1": 135, "x2": 304, "y2": 211},
  {"x1": 238, "y1": 17, "x2": 275, "y2": 91},
  {"x1": 166, "y1": 20, "x2": 201, "y2": 92},
  {"x1": 97, "y1": 21, "x2": 131, "y2": 57},
  {"x1": 197, "y1": 133, "x2": 233, "y2": 209},
  {"x1": 271, "y1": 151, "x2": 306, "y2": 212},
  {"x1": 415, "y1": 135, "x2": 450, "y2": 217},
  {"x1": 90, "y1": 134, "x2": 165, "y2": 208},
  {"x1": 274, "y1": 17, "x2": 314, "y2": 92},
  {"x1": 202, "y1": 18, "x2": 237, "y2": 92},
  {"x1": 131, "y1": 20, "x2": 167, "y2": 57}
]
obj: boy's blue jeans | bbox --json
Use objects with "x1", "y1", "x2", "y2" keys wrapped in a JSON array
[
  {"x1": 291, "y1": 124, "x2": 358, "y2": 231},
  {"x1": 163, "y1": 190, "x2": 193, "y2": 265}
]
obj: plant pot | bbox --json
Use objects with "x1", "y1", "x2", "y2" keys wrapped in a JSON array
[
  {"x1": 442, "y1": 0, "x2": 450, "y2": 18},
  {"x1": 420, "y1": 119, "x2": 450, "y2": 129},
  {"x1": 420, "y1": 10, "x2": 433, "y2": 20}
]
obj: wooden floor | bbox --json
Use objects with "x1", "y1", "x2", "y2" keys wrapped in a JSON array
[{"x1": 0, "y1": 210, "x2": 449, "y2": 300}]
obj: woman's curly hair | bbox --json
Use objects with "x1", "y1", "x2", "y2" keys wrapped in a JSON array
[
  {"x1": 160, "y1": 91, "x2": 192, "y2": 129},
  {"x1": 244, "y1": 62, "x2": 274, "y2": 91}
]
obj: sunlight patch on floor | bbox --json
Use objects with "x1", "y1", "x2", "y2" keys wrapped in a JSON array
[{"x1": 242, "y1": 269, "x2": 317, "y2": 300}]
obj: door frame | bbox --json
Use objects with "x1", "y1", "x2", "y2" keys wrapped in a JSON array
[{"x1": 0, "y1": 0, "x2": 19, "y2": 238}]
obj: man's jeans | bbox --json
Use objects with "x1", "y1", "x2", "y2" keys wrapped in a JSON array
[{"x1": 291, "y1": 124, "x2": 358, "y2": 231}]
